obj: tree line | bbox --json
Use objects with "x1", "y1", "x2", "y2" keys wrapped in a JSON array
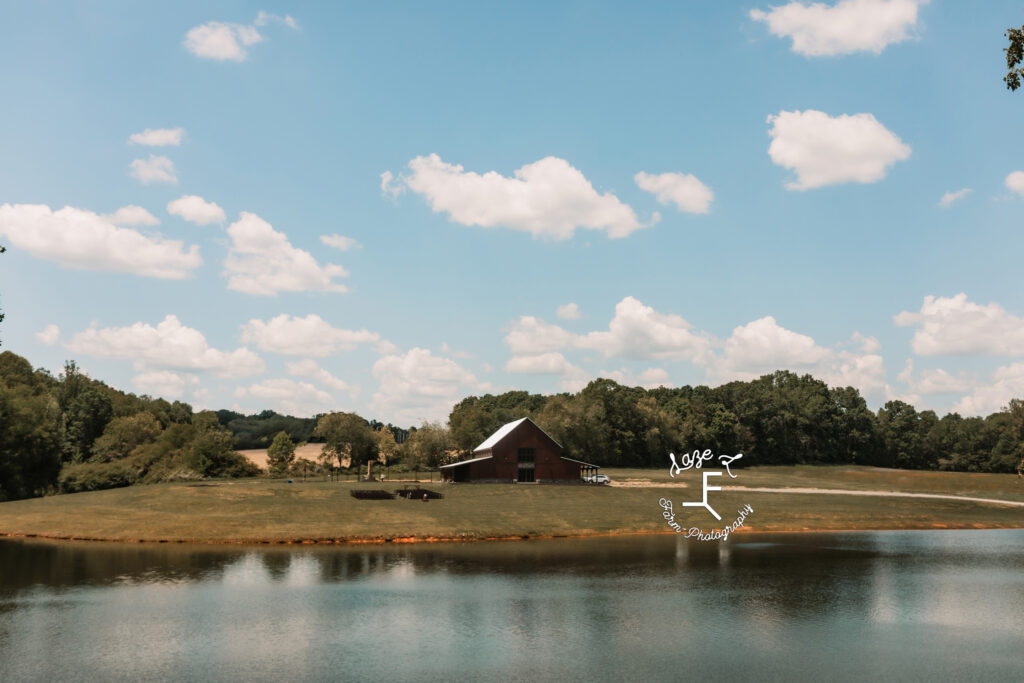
[{"x1": 2, "y1": 349, "x2": 1022, "y2": 502}]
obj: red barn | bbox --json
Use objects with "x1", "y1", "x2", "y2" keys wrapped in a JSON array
[{"x1": 440, "y1": 417, "x2": 599, "y2": 483}]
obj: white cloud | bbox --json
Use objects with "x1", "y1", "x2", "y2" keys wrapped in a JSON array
[
  {"x1": 184, "y1": 13, "x2": 297, "y2": 62},
  {"x1": 1005, "y1": 171, "x2": 1024, "y2": 197},
  {"x1": 224, "y1": 212, "x2": 348, "y2": 295},
  {"x1": 370, "y1": 348, "x2": 489, "y2": 424},
  {"x1": 440, "y1": 342, "x2": 473, "y2": 359},
  {"x1": 128, "y1": 128, "x2": 184, "y2": 147},
  {"x1": 952, "y1": 363, "x2": 1024, "y2": 416},
  {"x1": 389, "y1": 154, "x2": 643, "y2": 239},
  {"x1": 634, "y1": 171, "x2": 713, "y2": 214},
  {"x1": 556, "y1": 302, "x2": 582, "y2": 320},
  {"x1": 286, "y1": 359, "x2": 360, "y2": 399},
  {"x1": 766, "y1": 110, "x2": 910, "y2": 190},
  {"x1": 938, "y1": 188, "x2": 971, "y2": 208},
  {"x1": 132, "y1": 371, "x2": 199, "y2": 399},
  {"x1": 713, "y1": 316, "x2": 831, "y2": 377},
  {"x1": 898, "y1": 361, "x2": 974, "y2": 396},
  {"x1": 750, "y1": 0, "x2": 926, "y2": 57},
  {"x1": 0, "y1": 203, "x2": 200, "y2": 278},
  {"x1": 380, "y1": 170, "x2": 403, "y2": 199},
  {"x1": 894, "y1": 293, "x2": 1024, "y2": 356},
  {"x1": 505, "y1": 316, "x2": 579, "y2": 355},
  {"x1": 129, "y1": 155, "x2": 178, "y2": 185},
  {"x1": 579, "y1": 296, "x2": 715, "y2": 362},
  {"x1": 35, "y1": 324, "x2": 60, "y2": 346},
  {"x1": 505, "y1": 298, "x2": 886, "y2": 397},
  {"x1": 240, "y1": 314, "x2": 385, "y2": 357},
  {"x1": 67, "y1": 315, "x2": 265, "y2": 378},
  {"x1": 106, "y1": 205, "x2": 160, "y2": 226},
  {"x1": 853, "y1": 332, "x2": 881, "y2": 353},
  {"x1": 167, "y1": 195, "x2": 226, "y2": 226},
  {"x1": 505, "y1": 352, "x2": 582, "y2": 375},
  {"x1": 599, "y1": 367, "x2": 671, "y2": 390},
  {"x1": 235, "y1": 379, "x2": 335, "y2": 418},
  {"x1": 320, "y1": 234, "x2": 360, "y2": 251}
]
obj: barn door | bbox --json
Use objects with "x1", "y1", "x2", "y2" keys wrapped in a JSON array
[{"x1": 517, "y1": 448, "x2": 535, "y2": 483}]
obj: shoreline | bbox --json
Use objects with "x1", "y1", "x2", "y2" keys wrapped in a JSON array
[{"x1": 3, "y1": 521, "x2": 1022, "y2": 547}]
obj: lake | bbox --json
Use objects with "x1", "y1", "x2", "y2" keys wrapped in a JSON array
[{"x1": 1, "y1": 530, "x2": 1022, "y2": 681}]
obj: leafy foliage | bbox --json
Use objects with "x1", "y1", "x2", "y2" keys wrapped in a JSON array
[
  {"x1": 266, "y1": 431, "x2": 297, "y2": 475},
  {"x1": 1006, "y1": 25, "x2": 1024, "y2": 91},
  {"x1": 314, "y1": 412, "x2": 375, "y2": 467}
]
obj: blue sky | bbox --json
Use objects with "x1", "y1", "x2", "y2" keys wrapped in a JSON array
[{"x1": 2, "y1": 0, "x2": 1024, "y2": 425}]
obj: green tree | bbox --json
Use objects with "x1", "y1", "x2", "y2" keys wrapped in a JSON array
[
  {"x1": 62, "y1": 387, "x2": 113, "y2": 463},
  {"x1": 402, "y1": 421, "x2": 451, "y2": 468},
  {"x1": 374, "y1": 425, "x2": 399, "y2": 465},
  {"x1": 0, "y1": 351, "x2": 61, "y2": 500},
  {"x1": 1005, "y1": 25, "x2": 1024, "y2": 90},
  {"x1": 267, "y1": 431, "x2": 296, "y2": 476},
  {"x1": 314, "y1": 412, "x2": 375, "y2": 468},
  {"x1": 90, "y1": 412, "x2": 163, "y2": 463}
]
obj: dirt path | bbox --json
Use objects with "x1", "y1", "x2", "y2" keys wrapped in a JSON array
[{"x1": 721, "y1": 486, "x2": 1024, "y2": 508}]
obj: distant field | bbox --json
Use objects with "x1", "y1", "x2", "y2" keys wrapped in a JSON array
[
  {"x1": 239, "y1": 443, "x2": 324, "y2": 470},
  {"x1": 0, "y1": 466, "x2": 1020, "y2": 544}
]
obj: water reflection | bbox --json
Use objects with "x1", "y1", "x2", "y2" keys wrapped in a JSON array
[{"x1": 1, "y1": 531, "x2": 1022, "y2": 682}]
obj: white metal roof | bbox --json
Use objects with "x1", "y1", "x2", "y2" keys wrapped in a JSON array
[
  {"x1": 439, "y1": 454, "x2": 493, "y2": 469},
  {"x1": 473, "y1": 417, "x2": 528, "y2": 452},
  {"x1": 560, "y1": 456, "x2": 599, "y2": 468},
  {"x1": 473, "y1": 417, "x2": 563, "y2": 452}
]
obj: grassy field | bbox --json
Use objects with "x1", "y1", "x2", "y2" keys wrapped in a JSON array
[{"x1": 0, "y1": 466, "x2": 1020, "y2": 544}]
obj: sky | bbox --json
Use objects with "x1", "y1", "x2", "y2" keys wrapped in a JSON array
[{"x1": 2, "y1": 0, "x2": 1024, "y2": 426}]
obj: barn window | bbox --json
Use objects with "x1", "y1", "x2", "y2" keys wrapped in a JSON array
[{"x1": 517, "y1": 448, "x2": 536, "y2": 482}]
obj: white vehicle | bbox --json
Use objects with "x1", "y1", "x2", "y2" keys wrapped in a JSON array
[{"x1": 584, "y1": 474, "x2": 610, "y2": 484}]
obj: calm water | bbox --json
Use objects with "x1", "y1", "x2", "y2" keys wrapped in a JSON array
[{"x1": 1, "y1": 530, "x2": 1022, "y2": 682}]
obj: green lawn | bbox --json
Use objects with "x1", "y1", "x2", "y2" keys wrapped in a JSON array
[{"x1": 0, "y1": 466, "x2": 1021, "y2": 544}]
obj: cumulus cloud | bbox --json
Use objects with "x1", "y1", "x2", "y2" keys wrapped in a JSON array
[
  {"x1": 766, "y1": 110, "x2": 910, "y2": 190},
  {"x1": 184, "y1": 12, "x2": 297, "y2": 62},
  {"x1": 634, "y1": 171, "x2": 713, "y2": 214},
  {"x1": 750, "y1": 0, "x2": 927, "y2": 57},
  {"x1": 286, "y1": 359, "x2": 360, "y2": 399},
  {"x1": 556, "y1": 302, "x2": 582, "y2": 320},
  {"x1": 132, "y1": 370, "x2": 200, "y2": 399},
  {"x1": 952, "y1": 363, "x2": 1024, "y2": 416},
  {"x1": 504, "y1": 298, "x2": 886, "y2": 397},
  {"x1": 224, "y1": 212, "x2": 348, "y2": 295},
  {"x1": 36, "y1": 324, "x2": 60, "y2": 346},
  {"x1": 0, "y1": 203, "x2": 200, "y2": 278},
  {"x1": 897, "y1": 360, "x2": 974, "y2": 396},
  {"x1": 106, "y1": 205, "x2": 160, "y2": 226},
  {"x1": 506, "y1": 297, "x2": 714, "y2": 363},
  {"x1": 167, "y1": 195, "x2": 226, "y2": 225},
  {"x1": 370, "y1": 348, "x2": 489, "y2": 424},
  {"x1": 1005, "y1": 171, "x2": 1024, "y2": 197},
  {"x1": 894, "y1": 293, "x2": 1024, "y2": 356},
  {"x1": 579, "y1": 296, "x2": 715, "y2": 362},
  {"x1": 710, "y1": 316, "x2": 831, "y2": 378},
  {"x1": 938, "y1": 188, "x2": 971, "y2": 208},
  {"x1": 129, "y1": 155, "x2": 178, "y2": 185},
  {"x1": 505, "y1": 352, "x2": 581, "y2": 375},
  {"x1": 240, "y1": 314, "x2": 385, "y2": 357},
  {"x1": 504, "y1": 316, "x2": 580, "y2": 355},
  {"x1": 128, "y1": 128, "x2": 185, "y2": 147},
  {"x1": 67, "y1": 315, "x2": 265, "y2": 378},
  {"x1": 320, "y1": 234, "x2": 360, "y2": 251},
  {"x1": 387, "y1": 154, "x2": 643, "y2": 239},
  {"x1": 234, "y1": 378, "x2": 334, "y2": 418}
]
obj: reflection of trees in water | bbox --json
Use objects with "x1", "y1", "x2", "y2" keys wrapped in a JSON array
[{"x1": 0, "y1": 539, "x2": 248, "y2": 595}]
